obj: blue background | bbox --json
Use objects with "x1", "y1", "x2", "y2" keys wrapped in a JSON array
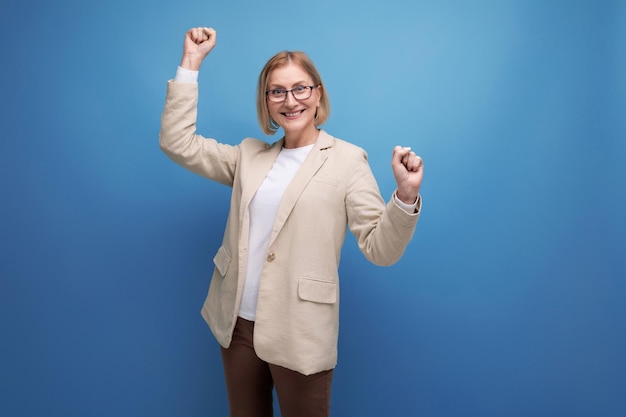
[{"x1": 1, "y1": 0, "x2": 625, "y2": 416}]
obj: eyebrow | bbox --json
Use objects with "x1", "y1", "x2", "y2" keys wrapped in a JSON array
[{"x1": 268, "y1": 80, "x2": 312, "y2": 89}]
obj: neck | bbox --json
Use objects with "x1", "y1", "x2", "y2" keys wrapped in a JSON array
[{"x1": 283, "y1": 125, "x2": 319, "y2": 149}]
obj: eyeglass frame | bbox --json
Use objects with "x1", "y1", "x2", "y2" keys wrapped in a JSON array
[{"x1": 265, "y1": 85, "x2": 320, "y2": 102}]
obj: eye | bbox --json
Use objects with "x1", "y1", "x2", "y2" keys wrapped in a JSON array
[
  {"x1": 270, "y1": 89, "x2": 286, "y2": 96},
  {"x1": 293, "y1": 85, "x2": 307, "y2": 92}
]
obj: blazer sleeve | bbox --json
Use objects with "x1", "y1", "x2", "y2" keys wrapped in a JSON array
[
  {"x1": 159, "y1": 81, "x2": 239, "y2": 186},
  {"x1": 345, "y1": 148, "x2": 420, "y2": 266}
]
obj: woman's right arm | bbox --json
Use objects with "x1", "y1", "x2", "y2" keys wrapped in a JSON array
[{"x1": 159, "y1": 27, "x2": 239, "y2": 186}]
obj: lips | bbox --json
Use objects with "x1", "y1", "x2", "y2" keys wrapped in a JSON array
[{"x1": 282, "y1": 110, "x2": 304, "y2": 118}]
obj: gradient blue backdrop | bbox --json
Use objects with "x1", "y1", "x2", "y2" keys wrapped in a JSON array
[{"x1": 1, "y1": 0, "x2": 625, "y2": 416}]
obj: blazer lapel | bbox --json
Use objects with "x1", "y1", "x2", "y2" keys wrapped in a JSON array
[
  {"x1": 269, "y1": 130, "x2": 334, "y2": 245},
  {"x1": 240, "y1": 138, "x2": 284, "y2": 215}
]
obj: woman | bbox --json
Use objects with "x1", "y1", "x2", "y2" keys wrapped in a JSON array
[{"x1": 160, "y1": 27, "x2": 424, "y2": 417}]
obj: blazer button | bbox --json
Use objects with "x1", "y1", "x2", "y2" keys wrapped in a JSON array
[{"x1": 266, "y1": 252, "x2": 276, "y2": 262}]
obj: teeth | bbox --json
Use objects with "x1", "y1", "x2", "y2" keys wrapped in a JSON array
[{"x1": 285, "y1": 111, "x2": 301, "y2": 117}]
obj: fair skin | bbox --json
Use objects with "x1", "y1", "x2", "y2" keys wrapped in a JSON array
[
  {"x1": 180, "y1": 27, "x2": 424, "y2": 204},
  {"x1": 266, "y1": 63, "x2": 321, "y2": 148}
]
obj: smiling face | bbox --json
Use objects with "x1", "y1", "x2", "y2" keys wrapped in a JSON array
[
  {"x1": 266, "y1": 63, "x2": 322, "y2": 145},
  {"x1": 256, "y1": 51, "x2": 331, "y2": 138}
]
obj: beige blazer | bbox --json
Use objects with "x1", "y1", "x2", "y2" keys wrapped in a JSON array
[{"x1": 160, "y1": 81, "x2": 421, "y2": 375}]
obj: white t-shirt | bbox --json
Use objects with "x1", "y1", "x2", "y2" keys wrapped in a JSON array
[{"x1": 238, "y1": 145, "x2": 314, "y2": 320}]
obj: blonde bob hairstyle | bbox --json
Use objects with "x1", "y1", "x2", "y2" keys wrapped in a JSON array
[{"x1": 256, "y1": 51, "x2": 331, "y2": 135}]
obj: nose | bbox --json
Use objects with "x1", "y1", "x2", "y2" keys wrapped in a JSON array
[{"x1": 284, "y1": 90, "x2": 298, "y2": 106}]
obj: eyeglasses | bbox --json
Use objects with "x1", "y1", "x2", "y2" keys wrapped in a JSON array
[{"x1": 266, "y1": 85, "x2": 319, "y2": 102}]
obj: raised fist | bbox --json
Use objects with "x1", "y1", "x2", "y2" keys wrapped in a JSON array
[
  {"x1": 392, "y1": 146, "x2": 424, "y2": 205},
  {"x1": 180, "y1": 27, "x2": 217, "y2": 71}
]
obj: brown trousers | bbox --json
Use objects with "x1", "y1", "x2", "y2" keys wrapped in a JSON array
[{"x1": 220, "y1": 317, "x2": 334, "y2": 417}]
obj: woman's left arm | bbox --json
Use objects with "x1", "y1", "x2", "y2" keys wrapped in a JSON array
[{"x1": 346, "y1": 147, "x2": 423, "y2": 266}]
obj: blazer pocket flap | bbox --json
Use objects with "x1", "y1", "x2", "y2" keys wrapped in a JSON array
[
  {"x1": 298, "y1": 278, "x2": 337, "y2": 304},
  {"x1": 212, "y1": 246, "x2": 231, "y2": 277}
]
